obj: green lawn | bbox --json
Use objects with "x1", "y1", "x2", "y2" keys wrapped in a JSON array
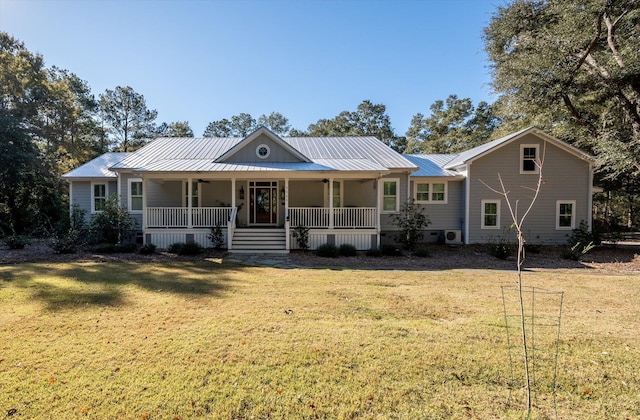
[{"x1": 1, "y1": 261, "x2": 638, "y2": 419}]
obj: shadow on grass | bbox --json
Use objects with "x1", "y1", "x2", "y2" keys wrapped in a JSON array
[{"x1": 1, "y1": 261, "x2": 243, "y2": 311}]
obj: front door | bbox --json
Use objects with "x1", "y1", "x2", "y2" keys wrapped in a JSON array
[{"x1": 249, "y1": 181, "x2": 278, "y2": 225}]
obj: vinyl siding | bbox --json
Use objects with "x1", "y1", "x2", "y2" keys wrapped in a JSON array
[
  {"x1": 379, "y1": 172, "x2": 411, "y2": 232},
  {"x1": 289, "y1": 181, "x2": 324, "y2": 207},
  {"x1": 467, "y1": 134, "x2": 591, "y2": 244},
  {"x1": 344, "y1": 180, "x2": 377, "y2": 207},
  {"x1": 71, "y1": 181, "x2": 91, "y2": 222},
  {"x1": 147, "y1": 180, "x2": 182, "y2": 207},
  {"x1": 410, "y1": 179, "x2": 465, "y2": 231},
  {"x1": 226, "y1": 134, "x2": 302, "y2": 163}
]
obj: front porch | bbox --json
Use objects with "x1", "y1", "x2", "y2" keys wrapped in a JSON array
[{"x1": 140, "y1": 177, "x2": 381, "y2": 252}]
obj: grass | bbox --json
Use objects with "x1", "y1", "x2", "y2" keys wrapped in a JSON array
[{"x1": 0, "y1": 261, "x2": 639, "y2": 419}]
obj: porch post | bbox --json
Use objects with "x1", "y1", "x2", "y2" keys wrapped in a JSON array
[
  {"x1": 187, "y1": 177, "x2": 193, "y2": 228},
  {"x1": 231, "y1": 178, "x2": 236, "y2": 208},
  {"x1": 329, "y1": 177, "x2": 334, "y2": 229},
  {"x1": 375, "y1": 177, "x2": 381, "y2": 248},
  {"x1": 142, "y1": 177, "x2": 147, "y2": 230}
]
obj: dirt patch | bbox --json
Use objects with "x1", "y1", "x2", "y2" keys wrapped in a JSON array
[{"x1": 2, "y1": 239, "x2": 640, "y2": 272}]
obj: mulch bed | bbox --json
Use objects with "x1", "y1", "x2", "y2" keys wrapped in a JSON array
[{"x1": 2, "y1": 239, "x2": 640, "y2": 273}]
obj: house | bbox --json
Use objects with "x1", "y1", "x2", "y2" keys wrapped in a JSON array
[{"x1": 62, "y1": 126, "x2": 594, "y2": 252}]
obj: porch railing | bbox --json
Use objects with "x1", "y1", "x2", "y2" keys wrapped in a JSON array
[
  {"x1": 288, "y1": 207, "x2": 376, "y2": 229},
  {"x1": 146, "y1": 207, "x2": 232, "y2": 228}
]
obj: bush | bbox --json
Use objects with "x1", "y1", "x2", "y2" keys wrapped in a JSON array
[
  {"x1": 316, "y1": 243, "x2": 339, "y2": 258},
  {"x1": 208, "y1": 224, "x2": 224, "y2": 250},
  {"x1": 177, "y1": 242, "x2": 201, "y2": 256},
  {"x1": 50, "y1": 230, "x2": 80, "y2": 254},
  {"x1": 167, "y1": 242, "x2": 185, "y2": 254},
  {"x1": 88, "y1": 194, "x2": 134, "y2": 244},
  {"x1": 139, "y1": 243, "x2": 156, "y2": 255},
  {"x1": 390, "y1": 199, "x2": 431, "y2": 250},
  {"x1": 115, "y1": 243, "x2": 137, "y2": 253},
  {"x1": 3, "y1": 235, "x2": 30, "y2": 249},
  {"x1": 338, "y1": 244, "x2": 357, "y2": 257},
  {"x1": 292, "y1": 225, "x2": 310, "y2": 251},
  {"x1": 380, "y1": 244, "x2": 403, "y2": 256},
  {"x1": 412, "y1": 247, "x2": 431, "y2": 257},
  {"x1": 568, "y1": 220, "x2": 600, "y2": 247},
  {"x1": 366, "y1": 248, "x2": 382, "y2": 257},
  {"x1": 487, "y1": 241, "x2": 512, "y2": 260},
  {"x1": 561, "y1": 241, "x2": 596, "y2": 261}
]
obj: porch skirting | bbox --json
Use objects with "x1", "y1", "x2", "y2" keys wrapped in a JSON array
[
  {"x1": 144, "y1": 228, "x2": 223, "y2": 249},
  {"x1": 289, "y1": 229, "x2": 378, "y2": 251}
]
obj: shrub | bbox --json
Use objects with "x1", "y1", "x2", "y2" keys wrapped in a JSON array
[
  {"x1": 177, "y1": 242, "x2": 201, "y2": 256},
  {"x1": 94, "y1": 243, "x2": 118, "y2": 253},
  {"x1": 366, "y1": 248, "x2": 382, "y2": 257},
  {"x1": 568, "y1": 220, "x2": 600, "y2": 247},
  {"x1": 167, "y1": 242, "x2": 185, "y2": 254},
  {"x1": 412, "y1": 247, "x2": 431, "y2": 257},
  {"x1": 50, "y1": 230, "x2": 80, "y2": 254},
  {"x1": 115, "y1": 243, "x2": 137, "y2": 253},
  {"x1": 139, "y1": 243, "x2": 156, "y2": 255},
  {"x1": 380, "y1": 244, "x2": 403, "y2": 256},
  {"x1": 487, "y1": 241, "x2": 512, "y2": 260},
  {"x1": 88, "y1": 194, "x2": 134, "y2": 244},
  {"x1": 292, "y1": 225, "x2": 310, "y2": 251},
  {"x1": 316, "y1": 243, "x2": 339, "y2": 258},
  {"x1": 338, "y1": 243, "x2": 357, "y2": 257},
  {"x1": 3, "y1": 235, "x2": 30, "y2": 249},
  {"x1": 208, "y1": 224, "x2": 224, "y2": 250},
  {"x1": 561, "y1": 241, "x2": 596, "y2": 261},
  {"x1": 390, "y1": 199, "x2": 431, "y2": 250}
]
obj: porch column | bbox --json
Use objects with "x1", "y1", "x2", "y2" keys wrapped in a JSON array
[
  {"x1": 187, "y1": 177, "x2": 193, "y2": 228},
  {"x1": 329, "y1": 177, "x2": 334, "y2": 229},
  {"x1": 142, "y1": 177, "x2": 147, "y2": 230},
  {"x1": 375, "y1": 177, "x2": 381, "y2": 248},
  {"x1": 231, "y1": 178, "x2": 236, "y2": 208}
]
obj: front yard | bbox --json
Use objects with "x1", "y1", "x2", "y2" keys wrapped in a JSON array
[{"x1": 1, "y1": 258, "x2": 639, "y2": 419}]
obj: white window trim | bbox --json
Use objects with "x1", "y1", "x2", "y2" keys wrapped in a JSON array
[
  {"x1": 556, "y1": 200, "x2": 576, "y2": 230},
  {"x1": 256, "y1": 144, "x2": 271, "y2": 159},
  {"x1": 481, "y1": 199, "x2": 500, "y2": 229},
  {"x1": 380, "y1": 178, "x2": 400, "y2": 213},
  {"x1": 91, "y1": 181, "x2": 108, "y2": 213},
  {"x1": 414, "y1": 181, "x2": 448, "y2": 204},
  {"x1": 520, "y1": 144, "x2": 540, "y2": 174},
  {"x1": 128, "y1": 178, "x2": 143, "y2": 213},
  {"x1": 183, "y1": 181, "x2": 201, "y2": 207}
]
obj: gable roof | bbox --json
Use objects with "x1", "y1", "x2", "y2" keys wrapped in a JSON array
[
  {"x1": 108, "y1": 132, "x2": 416, "y2": 173},
  {"x1": 216, "y1": 127, "x2": 311, "y2": 163},
  {"x1": 444, "y1": 126, "x2": 592, "y2": 169},
  {"x1": 62, "y1": 152, "x2": 130, "y2": 179}
]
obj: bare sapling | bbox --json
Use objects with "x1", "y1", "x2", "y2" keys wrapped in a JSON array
[{"x1": 481, "y1": 144, "x2": 546, "y2": 419}]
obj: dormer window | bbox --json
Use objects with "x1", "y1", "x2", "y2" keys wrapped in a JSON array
[{"x1": 520, "y1": 144, "x2": 539, "y2": 174}]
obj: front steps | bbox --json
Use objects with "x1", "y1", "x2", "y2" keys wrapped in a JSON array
[{"x1": 230, "y1": 228, "x2": 288, "y2": 253}]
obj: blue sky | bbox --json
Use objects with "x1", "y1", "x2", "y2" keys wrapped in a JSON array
[{"x1": 0, "y1": 0, "x2": 498, "y2": 136}]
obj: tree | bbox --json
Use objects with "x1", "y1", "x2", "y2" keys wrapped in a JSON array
[
  {"x1": 405, "y1": 95, "x2": 500, "y2": 154},
  {"x1": 304, "y1": 100, "x2": 406, "y2": 152},
  {"x1": 484, "y1": 0, "x2": 640, "y2": 179},
  {"x1": 257, "y1": 112, "x2": 291, "y2": 136},
  {"x1": 99, "y1": 86, "x2": 158, "y2": 151},
  {"x1": 203, "y1": 113, "x2": 256, "y2": 137},
  {"x1": 156, "y1": 121, "x2": 194, "y2": 137}
]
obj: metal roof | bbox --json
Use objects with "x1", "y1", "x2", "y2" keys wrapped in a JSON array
[
  {"x1": 62, "y1": 152, "x2": 130, "y2": 178},
  {"x1": 404, "y1": 155, "x2": 460, "y2": 177},
  {"x1": 109, "y1": 135, "x2": 416, "y2": 173},
  {"x1": 138, "y1": 160, "x2": 335, "y2": 172}
]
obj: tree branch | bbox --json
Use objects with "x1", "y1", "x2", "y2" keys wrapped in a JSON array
[{"x1": 603, "y1": 11, "x2": 627, "y2": 68}]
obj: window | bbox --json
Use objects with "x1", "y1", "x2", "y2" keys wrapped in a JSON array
[
  {"x1": 184, "y1": 181, "x2": 199, "y2": 207},
  {"x1": 381, "y1": 179, "x2": 399, "y2": 213},
  {"x1": 414, "y1": 182, "x2": 447, "y2": 204},
  {"x1": 481, "y1": 199, "x2": 500, "y2": 229},
  {"x1": 92, "y1": 183, "x2": 107, "y2": 213},
  {"x1": 556, "y1": 200, "x2": 576, "y2": 229},
  {"x1": 129, "y1": 179, "x2": 143, "y2": 212},
  {"x1": 521, "y1": 144, "x2": 539, "y2": 174},
  {"x1": 256, "y1": 144, "x2": 270, "y2": 159}
]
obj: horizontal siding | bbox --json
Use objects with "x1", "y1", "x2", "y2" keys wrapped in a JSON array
[
  {"x1": 71, "y1": 181, "x2": 91, "y2": 223},
  {"x1": 344, "y1": 180, "x2": 376, "y2": 207},
  {"x1": 468, "y1": 134, "x2": 591, "y2": 244},
  {"x1": 147, "y1": 180, "x2": 182, "y2": 207},
  {"x1": 411, "y1": 179, "x2": 464, "y2": 230},
  {"x1": 379, "y1": 172, "x2": 411, "y2": 231}
]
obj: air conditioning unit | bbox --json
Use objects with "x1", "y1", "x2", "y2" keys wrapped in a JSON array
[{"x1": 444, "y1": 230, "x2": 462, "y2": 245}]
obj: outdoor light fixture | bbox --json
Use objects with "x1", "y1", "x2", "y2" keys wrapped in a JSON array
[
  {"x1": 239, "y1": 186, "x2": 245, "y2": 200},
  {"x1": 280, "y1": 187, "x2": 285, "y2": 201}
]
